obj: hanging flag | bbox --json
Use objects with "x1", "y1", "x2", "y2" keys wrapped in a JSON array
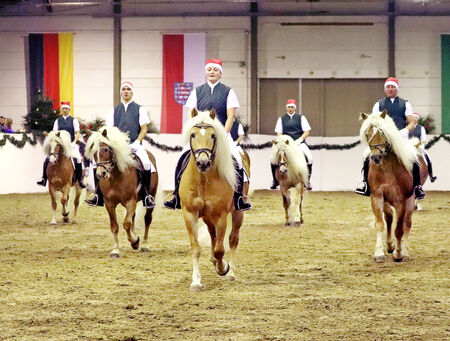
[
  {"x1": 28, "y1": 33, "x2": 74, "y2": 113},
  {"x1": 160, "y1": 33, "x2": 206, "y2": 133}
]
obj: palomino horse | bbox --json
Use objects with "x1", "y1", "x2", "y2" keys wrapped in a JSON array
[
  {"x1": 271, "y1": 135, "x2": 309, "y2": 226},
  {"x1": 42, "y1": 130, "x2": 82, "y2": 224},
  {"x1": 409, "y1": 137, "x2": 429, "y2": 211},
  {"x1": 85, "y1": 127, "x2": 158, "y2": 257},
  {"x1": 179, "y1": 109, "x2": 249, "y2": 291},
  {"x1": 360, "y1": 110, "x2": 425, "y2": 262}
]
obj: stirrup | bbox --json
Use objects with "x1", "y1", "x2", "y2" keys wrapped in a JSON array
[
  {"x1": 414, "y1": 185, "x2": 426, "y2": 200},
  {"x1": 355, "y1": 182, "x2": 370, "y2": 196},
  {"x1": 143, "y1": 194, "x2": 156, "y2": 209},
  {"x1": 37, "y1": 178, "x2": 47, "y2": 187},
  {"x1": 235, "y1": 194, "x2": 252, "y2": 211},
  {"x1": 85, "y1": 194, "x2": 103, "y2": 207},
  {"x1": 163, "y1": 193, "x2": 180, "y2": 210}
]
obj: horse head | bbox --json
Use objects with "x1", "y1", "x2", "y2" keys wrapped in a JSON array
[
  {"x1": 189, "y1": 109, "x2": 218, "y2": 172},
  {"x1": 272, "y1": 139, "x2": 289, "y2": 177},
  {"x1": 43, "y1": 130, "x2": 72, "y2": 164},
  {"x1": 94, "y1": 129, "x2": 116, "y2": 179},
  {"x1": 360, "y1": 111, "x2": 390, "y2": 164}
]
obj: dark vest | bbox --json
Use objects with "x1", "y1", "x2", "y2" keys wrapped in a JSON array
[
  {"x1": 281, "y1": 113, "x2": 304, "y2": 141},
  {"x1": 196, "y1": 82, "x2": 231, "y2": 126},
  {"x1": 378, "y1": 97, "x2": 407, "y2": 130},
  {"x1": 114, "y1": 101, "x2": 141, "y2": 143},
  {"x1": 408, "y1": 124, "x2": 423, "y2": 139},
  {"x1": 57, "y1": 116, "x2": 75, "y2": 141},
  {"x1": 230, "y1": 120, "x2": 240, "y2": 142}
]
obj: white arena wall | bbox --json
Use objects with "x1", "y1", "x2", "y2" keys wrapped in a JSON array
[
  {"x1": 1, "y1": 133, "x2": 448, "y2": 195},
  {"x1": 0, "y1": 15, "x2": 449, "y2": 133}
]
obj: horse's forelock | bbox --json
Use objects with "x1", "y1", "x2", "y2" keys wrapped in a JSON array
[{"x1": 43, "y1": 130, "x2": 73, "y2": 157}]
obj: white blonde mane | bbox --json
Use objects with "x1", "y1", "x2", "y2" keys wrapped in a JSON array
[
  {"x1": 271, "y1": 135, "x2": 309, "y2": 185},
  {"x1": 85, "y1": 126, "x2": 138, "y2": 173},
  {"x1": 360, "y1": 112, "x2": 416, "y2": 171},
  {"x1": 42, "y1": 130, "x2": 75, "y2": 158},
  {"x1": 182, "y1": 111, "x2": 237, "y2": 189}
]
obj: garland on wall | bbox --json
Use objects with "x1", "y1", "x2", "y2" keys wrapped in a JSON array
[{"x1": 0, "y1": 133, "x2": 38, "y2": 149}]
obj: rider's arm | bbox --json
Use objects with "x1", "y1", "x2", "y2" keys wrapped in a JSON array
[
  {"x1": 224, "y1": 108, "x2": 235, "y2": 133},
  {"x1": 137, "y1": 106, "x2": 150, "y2": 142}
]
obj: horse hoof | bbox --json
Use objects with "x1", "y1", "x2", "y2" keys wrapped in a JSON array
[
  {"x1": 109, "y1": 253, "x2": 120, "y2": 258},
  {"x1": 294, "y1": 221, "x2": 301, "y2": 226},
  {"x1": 217, "y1": 262, "x2": 230, "y2": 276},
  {"x1": 284, "y1": 222, "x2": 291, "y2": 226},
  {"x1": 393, "y1": 257, "x2": 403, "y2": 262},
  {"x1": 374, "y1": 255, "x2": 386, "y2": 263},
  {"x1": 140, "y1": 246, "x2": 150, "y2": 253},
  {"x1": 63, "y1": 218, "x2": 70, "y2": 223},
  {"x1": 131, "y1": 236, "x2": 140, "y2": 250},
  {"x1": 190, "y1": 283, "x2": 203, "y2": 292},
  {"x1": 50, "y1": 220, "x2": 57, "y2": 225}
]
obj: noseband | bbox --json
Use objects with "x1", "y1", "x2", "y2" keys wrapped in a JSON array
[
  {"x1": 96, "y1": 146, "x2": 116, "y2": 173},
  {"x1": 190, "y1": 123, "x2": 217, "y2": 164},
  {"x1": 367, "y1": 126, "x2": 389, "y2": 157}
]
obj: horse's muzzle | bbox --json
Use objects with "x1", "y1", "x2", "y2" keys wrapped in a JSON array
[
  {"x1": 196, "y1": 159, "x2": 211, "y2": 172},
  {"x1": 96, "y1": 168, "x2": 110, "y2": 179},
  {"x1": 371, "y1": 154, "x2": 382, "y2": 164}
]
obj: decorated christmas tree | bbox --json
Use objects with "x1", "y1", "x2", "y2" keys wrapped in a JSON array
[{"x1": 23, "y1": 89, "x2": 59, "y2": 138}]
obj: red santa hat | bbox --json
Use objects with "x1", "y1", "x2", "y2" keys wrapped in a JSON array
[
  {"x1": 384, "y1": 77, "x2": 399, "y2": 90},
  {"x1": 60, "y1": 101, "x2": 71, "y2": 110},
  {"x1": 411, "y1": 112, "x2": 420, "y2": 119},
  {"x1": 286, "y1": 99, "x2": 297, "y2": 109},
  {"x1": 120, "y1": 81, "x2": 134, "y2": 92},
  {"x1": 205, "y1": 59, "x2": 223, "y2": 73}
]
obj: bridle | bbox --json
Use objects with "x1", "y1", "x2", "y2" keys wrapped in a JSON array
[
  {"x1": 366, "y1": 126, "x2": 389, "y2": 157},
  {"x1": 96, "y1": 145, "x2": 116, "y2": 174},
  {"x1": 189, "y1": 123, "x2": 217, "y2": 164},
  {"x1": 277, "y1": 149, "x2": 288, "y2": 168}
]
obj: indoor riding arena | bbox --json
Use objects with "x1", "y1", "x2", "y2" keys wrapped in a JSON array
[{"x1": 1, "y1": 1, "x2": 449, "y2": 340}]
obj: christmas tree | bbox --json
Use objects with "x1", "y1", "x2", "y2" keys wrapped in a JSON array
[{"x1": 23, "y1": 89, "x2": 59, "y2": 139}]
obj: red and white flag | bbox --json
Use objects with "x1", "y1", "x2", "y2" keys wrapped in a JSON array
[{"x1": 160, "y1": 33, "x2": 206, "y2": 133}]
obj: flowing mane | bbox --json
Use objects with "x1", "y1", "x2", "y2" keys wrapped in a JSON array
[
  {"x1": 43, "y1": 130, "x2": 75, "y2": 158},
  {"x1": 271, "y1": 135, "x2": 309, "y2": 185},
  {"x1": 85, "y1": 126, "x2": 138, "y2": 173},
  {"x1": 360, "y1": 112, "x2": 416, "y2": 171},
  {"x1": 182, "y1": 111, "x2": 237, "y2": 189}
]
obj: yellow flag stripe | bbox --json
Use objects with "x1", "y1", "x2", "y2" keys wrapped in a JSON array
[{"x1": 58, "y1": 33, "x2": 74, "y2": 115}]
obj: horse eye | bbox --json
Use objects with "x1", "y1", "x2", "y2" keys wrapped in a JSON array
[
  {"x1": 191, "y1": 133, "x2": 195, "y2": 139},
  {"x1": 211, "y1": 133, "x2": 216, "y2": 139}
]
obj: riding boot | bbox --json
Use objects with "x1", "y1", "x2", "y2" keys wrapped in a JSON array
[
  {"x1": 233, "y1": 166, "x2": 252, "y2": 211},
  {"x1": 140, "y1": 169, "x2": 156, "y2": 209},
  {"x1": 355, "y1": 157, "x2": 371, "y2": 196},
  {"x1": 270, "y1": 163, "x2": 279, "y2": 190},
  {"x1": 413, "y1": 162, "x2": 426, "y2": 200},
  {"x1": 36, "y1": 157, "x2": 49, "y2": 186},
  {"x1": 164, "y1": 150, "x2": 190, "y2": 210},
  {"x1": 74, "y1": 162, "x2": 86, "y2": 189},
  {"x1": 307, "y1": 164, "x2": 313, "y2": 190},
  {"x1": 84, "y1": 168, "x2": 104, "y2": 207},
  {"x1": 424, "y1": 153, "x2": 437, "y2": 182}
]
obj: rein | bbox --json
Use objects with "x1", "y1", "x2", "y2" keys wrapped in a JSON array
[
  {"x1": 367, "y1": 126, "x2": 389, "y2": 157},
  {"x1": 190, "y1": 123, "x2": 217, "y2": 164}
]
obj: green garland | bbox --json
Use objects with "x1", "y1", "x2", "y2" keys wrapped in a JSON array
[{"x1": 0, "y1": 133, "x2": 38, "y2": 149}]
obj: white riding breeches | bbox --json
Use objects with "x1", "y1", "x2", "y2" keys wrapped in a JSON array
[
  {"x1": 298, "y1": 142, "x2": 313, "y2": 165},
  {"x1": 71, "y1": 143, "x2": 82, "y2": 164},
  {"x1": 130, "y1": 143, "x2": 156, "y2": 173}
]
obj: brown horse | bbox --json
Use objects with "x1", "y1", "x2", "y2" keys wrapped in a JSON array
[
  {"x1": 179, "y1": 109, "x2": 249, "y2": 291},
  {"x1": 43, "y1": 130, "x2": 82, "y2": 224},
  {"x1": 271, "y1": 135, "x2": 309, "y2": 226},
  {"x1": 360, "y1": 110, "x2": 426, "y2": 262},
  {"x1": 85, "y1": 126, "x2": 158, "y2": 257}
]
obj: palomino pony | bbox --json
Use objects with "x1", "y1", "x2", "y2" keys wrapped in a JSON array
[
  {"x1": 360, "y1": 110, "x2": 424, "y2": 262},
  {"x1": 85, "y1": 127, "x2": 158, "y2": 257},
  {"x1": 179, "y1": 109, "x2": 249, "y2": 291},
  {"x1": 271, "y1": 135, "x2": 309, "y2": 226},
  {"x1": 42, "y1": 130, "x2": 82, "y2": 224}
]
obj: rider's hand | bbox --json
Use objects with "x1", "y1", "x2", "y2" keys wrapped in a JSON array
[
  {"x1": 130, "y1": 140, "x2": 140, "y2": 152},
  {"x1": 296, "y1": 138, "x2": 304, "y2": 145}
]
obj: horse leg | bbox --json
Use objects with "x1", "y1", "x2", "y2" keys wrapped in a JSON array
[
  {"x1": 72, "y1": 184, "x2": 81, "y2": 223},
  {"x1": 228, "y1": 210, "x2": 243, "y2": 281},
  {"x1": 213, "y1": 213, "x2": 230, "y2": 276},
  {"x1": 141, "y1": 207, "x2": 154, "y2": 252},
  {"x1": 401, "y1": 200, "x2": 415, "y2": 261},
  {"x1": 123, "y1": 201, "x2": 139, "y2": 250},
  {"x1": 384, "y1": 203, "x2": 394, "y2": 254},
  {"x1": 203, "y1": 218, "x2": 217, "y2": 266},
  {"x1": 394, "y1": 199, "x2": 414, "y2": 261},
  {"x1": 182, "y1": 209, "x2": 202, "y2": 291},
  {"x1": 49, "y1": 186, "x2": 57, "y2": 225},
  {"x1": 61, "y1": 184, "x2": 71, "y2": 223},
  {"x1": 371, "y1": 196, "x2": 386, "y2": 263},
  {"x1": 105, "y1": 202, "x2": 120, "y2": 258},
  {"x1": 392, "y1": 204, "x2": 407, "y2": 262},
  {"x1": 295, "y1": 185, "x2": 304, "y2": 226},
  {"x1": 282, "y1": 188, "x2": 292, "y2": 226}
]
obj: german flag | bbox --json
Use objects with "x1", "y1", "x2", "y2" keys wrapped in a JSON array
[{"x1": 28, "y1": 33, "x2": 73, "y2": 113}]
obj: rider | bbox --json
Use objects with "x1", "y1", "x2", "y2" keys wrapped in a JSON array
[
  {"x1": 85, "y1": 81, "x2": 156, "y2": 208},
  {"x1": 355, "y1": 77, "x2": 426, "y2": 199},
  {"x1": 270, "y1": 99, "x2": 313, "y2": 190},
  {"x1": 36, "y1": 101, "x2": 86, "y2": 189},
  {"x1": 163, "y1": 58, "x2": 252, "y2": 211},
  {"x1": 407, "y1": 112, "x2": 437, "y2": 182}
]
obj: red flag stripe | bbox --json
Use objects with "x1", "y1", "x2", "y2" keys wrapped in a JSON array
[{"x1": 43, "y1": 34, "x2": 60, "y2": 110}]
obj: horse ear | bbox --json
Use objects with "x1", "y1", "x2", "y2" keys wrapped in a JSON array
[
  {"x1": 285, "y1": 139, "x2": 289, "y2": 145},
  {"x1": 102, "y1": 129, "x2": 108, "y2": 138},
  {"x1": 43, "y1": 131, "x2": 49, "y2": 136},
  {"x1": 209, "y1": 109, "x2": 217, "y2": 120},
  {"x1": 272, "y1": 140, "x2": 278, "y2": 145},
  {"x1": 85, "y1": 129, "x2": 92, "y2": 137},
  {"x1": 191, "y1": 108, "x2": 198, "y2": 118},
  {"x1": 380, "y1": 110, "x2": 387, "y2": 119},
  {"x1": 56, "y1": 132, "x2": 60, "y2": 137},
  {"x1": 360, "y1": 113, "x2": 369, "y2": 121}
]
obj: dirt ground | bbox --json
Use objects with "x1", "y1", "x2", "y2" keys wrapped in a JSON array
[{"x1": 0, "y1": 190, "x2": 448, "y2": 340}]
